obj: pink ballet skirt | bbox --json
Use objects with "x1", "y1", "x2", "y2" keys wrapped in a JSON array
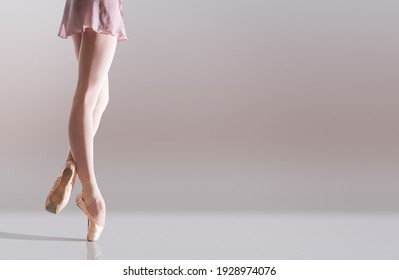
[{"x1": 58, "y1": 0, "x2": 128, "y2": 42}]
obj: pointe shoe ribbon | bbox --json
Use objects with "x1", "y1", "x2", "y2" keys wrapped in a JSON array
[
  {"x1": 45, "y1": 159, "x2": 77, "y2": 214},
  {"x1": 76, "y1": 192, "x2": 105, "y2": 242}
]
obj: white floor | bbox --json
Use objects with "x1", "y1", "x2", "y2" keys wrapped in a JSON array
[{"x1": 1, "y1": 212, "x2": 399, "y2": 259}]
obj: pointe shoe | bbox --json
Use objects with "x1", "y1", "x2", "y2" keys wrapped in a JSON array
[
  {"x1": 45, "y1": 159, "x2": 77, "y2": 214},
  {"x1": 76, "y1": 192, "x2": 105, "y2": 242}
]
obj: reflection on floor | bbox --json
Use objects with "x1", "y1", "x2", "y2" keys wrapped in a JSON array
[{"x1": 1, "y1": 212, "x2": 399, "y2": 259}]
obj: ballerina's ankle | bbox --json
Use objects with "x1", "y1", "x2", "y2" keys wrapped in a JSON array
[{"x1": 81, "y1": 181, "x2": 102, "y2": 196}]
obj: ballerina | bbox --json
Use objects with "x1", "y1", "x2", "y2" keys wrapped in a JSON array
[{"x1": 45, "y1": 0, "x2": 128, "y2": 242}]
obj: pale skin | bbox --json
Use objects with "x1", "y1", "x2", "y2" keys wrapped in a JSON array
[{"x1": 66, "y1": 28, "x2": 118, "y2": 226}]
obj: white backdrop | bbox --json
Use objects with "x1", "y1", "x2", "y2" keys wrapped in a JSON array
[{"x1": 0, "y1": 0, "x2": 398, "y2": 212}]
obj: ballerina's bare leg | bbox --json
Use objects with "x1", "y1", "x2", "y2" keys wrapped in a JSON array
[
  {"x1": 65, "y1": 33, "x2": 110, "y2": 162},
  {"x1": 68, "y1": 28, "x2": 117, "y2": 226}
]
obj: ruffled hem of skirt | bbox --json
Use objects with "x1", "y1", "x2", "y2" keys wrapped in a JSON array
[{"x1": 58, "y1": 25, "x2": 128, "y2": 42}]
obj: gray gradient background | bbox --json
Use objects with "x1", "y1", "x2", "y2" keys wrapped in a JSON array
[{"x1": 0, "y1": 0, "x2": 398, "y2": 213}]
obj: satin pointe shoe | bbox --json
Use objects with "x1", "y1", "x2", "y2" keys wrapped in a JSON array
[
  {"x1": 76, "y1": 192, "x2": 105, "y2": 242},
  {"x1": 45, "y1": 159, "x2": 77, "y2": 214}
]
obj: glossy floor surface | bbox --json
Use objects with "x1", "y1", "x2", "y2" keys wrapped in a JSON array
[{"x1": 1, "y1": 212, "x2": 399, "y2": 259}]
